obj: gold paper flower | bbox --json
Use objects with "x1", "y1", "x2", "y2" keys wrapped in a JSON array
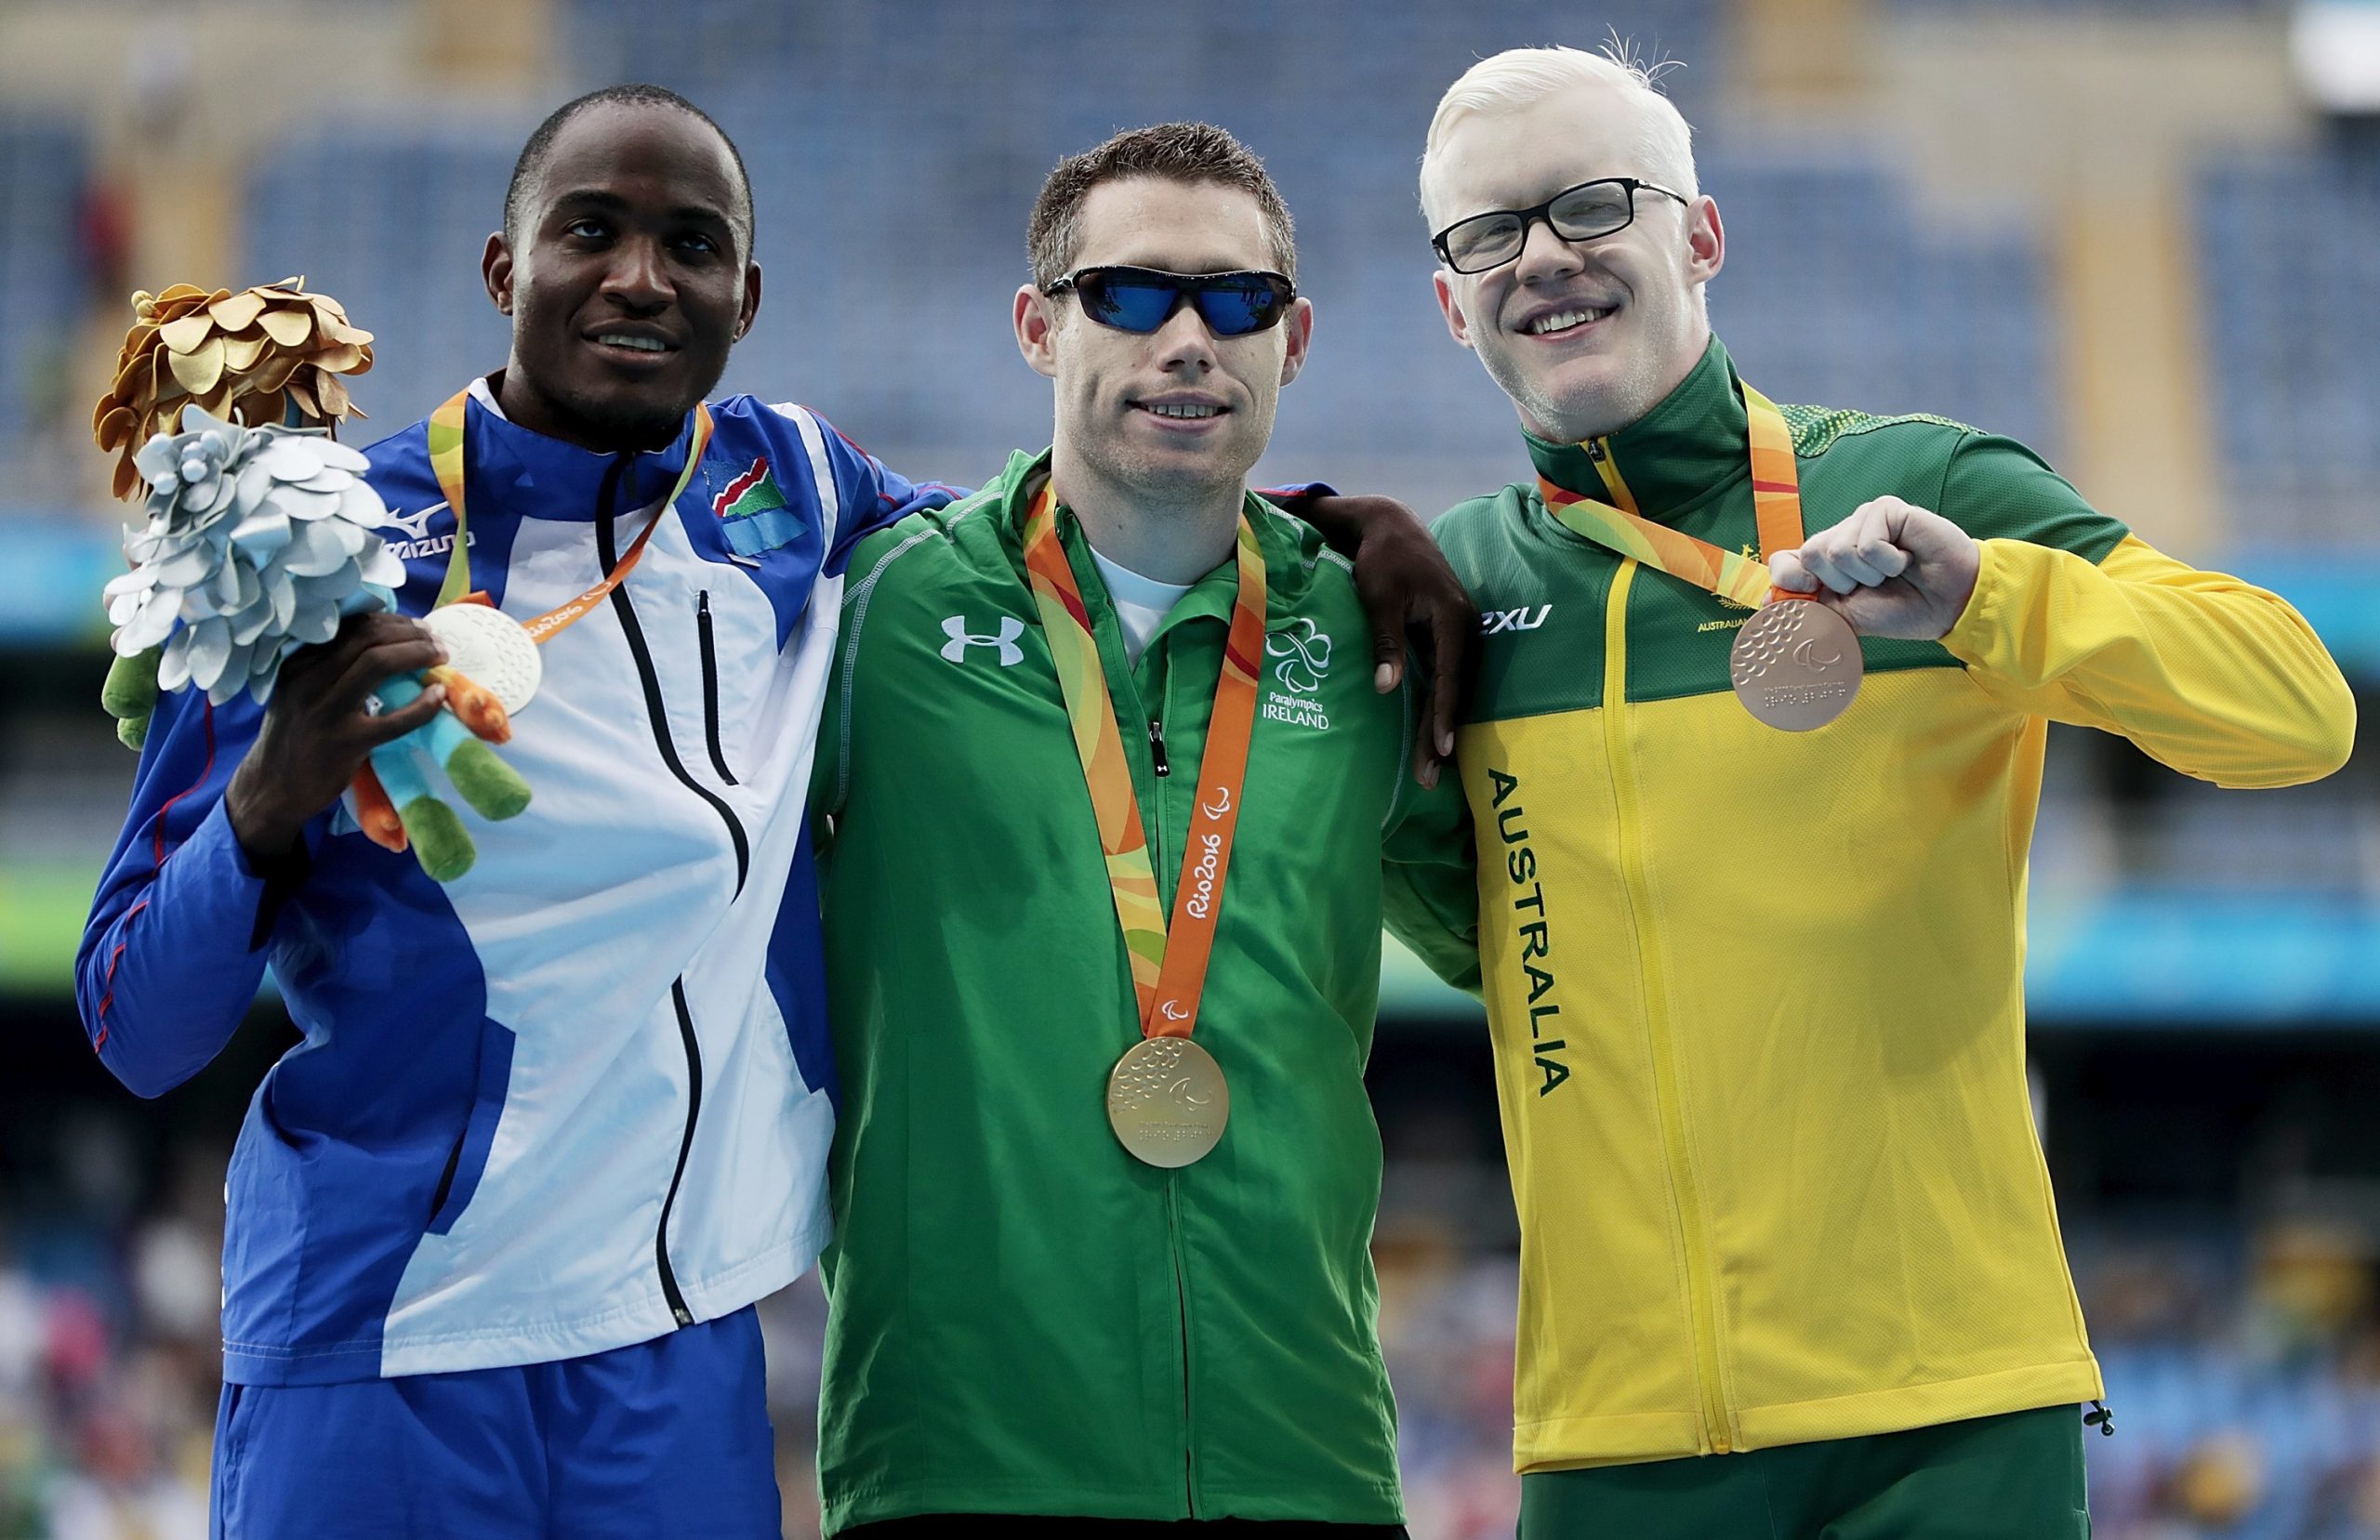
[{"x1": 91, "y1": 276, "x2": 376, "y2": 502}]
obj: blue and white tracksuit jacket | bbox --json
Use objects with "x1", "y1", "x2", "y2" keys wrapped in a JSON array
[{"x1": 75, "y1": 379, "x2": 952, "y2": 1386}]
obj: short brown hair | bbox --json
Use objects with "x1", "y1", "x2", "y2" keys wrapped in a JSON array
[{"x1": 1026, "y1": 122, "x2": 1297, "y2": 290}]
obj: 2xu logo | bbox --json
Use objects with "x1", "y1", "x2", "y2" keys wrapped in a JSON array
[
  {"x1": 1482, "y1": 604, "x2": 1554, "y2": 635},
  {"x1": 940, "y1": 615, "x2": 1024, "y2": 665}
]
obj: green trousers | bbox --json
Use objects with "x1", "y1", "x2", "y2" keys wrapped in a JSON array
[{"x1": 1519, "y1": 1404, "x2": 2090, "y2": 1540}]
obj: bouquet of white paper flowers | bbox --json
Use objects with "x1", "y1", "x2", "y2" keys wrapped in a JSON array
[
  {"x1": 91, "y1": 279, "x2": 531, "y2": 882},
  {"x1": 104, "y1": 408, "x2": 404, "y2": 707}
]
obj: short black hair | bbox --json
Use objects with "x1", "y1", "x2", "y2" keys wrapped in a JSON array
[
  {"x1": 504, "y1": 84, "x2": 755, "y2": 257},
  {"x1": 1028, "y1": 122, "x2": 1296, "y2": 290}
]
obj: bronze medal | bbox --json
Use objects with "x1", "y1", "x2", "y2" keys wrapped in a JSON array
[
  {"x1": 1729, "y1": 598, "x2": 1862, "y2": 731},
  {"x1": 1106, "y1": 1036, "x2": 1230, "y2": 1168}
]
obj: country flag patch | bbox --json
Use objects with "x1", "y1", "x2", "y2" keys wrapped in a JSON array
[{"x1": 711, "y1": 456, "x2": 800, "y2": 557}]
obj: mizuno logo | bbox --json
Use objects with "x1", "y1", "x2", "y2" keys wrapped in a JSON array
[
  {"x1": 1482, "y1": 604, "x2": 1554, "y2": 635},
  {"x1": 380, "y1": 503, "x2": 445, "y2": 543},
  {"x1": 940, "y1": 615, "x2": 1025, "y2": 666},
  {"x1": 378, "y1": 500, "x2": 472, "y2": 561}
]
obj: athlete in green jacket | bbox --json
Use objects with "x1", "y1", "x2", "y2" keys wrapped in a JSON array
[{"x1": 809, "y1": 124, "x2": 1474, "y2": 1534}]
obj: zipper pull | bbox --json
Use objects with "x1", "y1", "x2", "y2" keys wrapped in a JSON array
[
  {"x1": 2084, "y1": 1400, "x2": 2115, "y2": 1437},
  {"x1": 1148, "y1": 719, "x2": 1170, "y2": 777}
]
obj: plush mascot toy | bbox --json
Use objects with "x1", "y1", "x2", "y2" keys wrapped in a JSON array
[{"x1": 93, "y1": 280, "x2": 530, "y2": 881}]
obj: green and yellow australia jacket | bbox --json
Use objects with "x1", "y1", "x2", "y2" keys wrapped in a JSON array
[
  {"x1": 1390, "y1": 336, "x2": 2356, "y2": 1472},
  {"x1": 810, "y1": 449, "x2": 1470, "y2": 1532}
]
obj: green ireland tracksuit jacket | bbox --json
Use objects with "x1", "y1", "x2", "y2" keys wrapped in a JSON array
[{"x1": 810, "y1": 448, "x2": 1473, "y2": 1532}]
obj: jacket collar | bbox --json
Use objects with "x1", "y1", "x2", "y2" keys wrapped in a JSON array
[
  {"x1": 1522, "y1": 334, "x2": 1753, "y2": 522},
  {"x1": 986, "y1": 446, "x2": 1314, "y2": 625},
  {"x1": 460, "y1": 373, "x2": 707, "y2": 523}
]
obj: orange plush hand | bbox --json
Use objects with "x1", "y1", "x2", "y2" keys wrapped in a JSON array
[
  {"x1": 349, "y1": 766, "x2": 407, "y2": 851},
  {"x1": 426, "y1": 665, "x2": 512, "y2": 744}
]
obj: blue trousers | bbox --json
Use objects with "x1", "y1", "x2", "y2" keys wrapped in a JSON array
[{"x1": 210, "y1": 1306, "x2": 780, "y2": 1539}]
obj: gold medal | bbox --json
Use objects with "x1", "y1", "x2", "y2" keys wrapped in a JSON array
[
  {"x1": 1728, "y1": 598, "x2": 1862, "y2": 731},
  {"x1": 1106, "y1": 1036, "x2": 1230, "y2": 1168},
  {"x1": 1025, "y1": 482, "x2": 1264, "y2": 1171}
]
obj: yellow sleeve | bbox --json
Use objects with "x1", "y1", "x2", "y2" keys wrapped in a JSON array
[{"x1": 1941, "y1": 533, "x2": 2356, "y2": 788}]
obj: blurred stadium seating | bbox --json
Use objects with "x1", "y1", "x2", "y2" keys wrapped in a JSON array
[
  {"x1": 0, "y1": 114, "x2": 89, "y2": 502},
  {"x1": 242, "y1": 129, "x2": 519, "y2": 436},
  {"x1": 1708, "y1": 151, "x2": 2061, "y2": 454},
  {"x1": 2198, "y1": 129, "x2": 2380, "y2": 546},
  {"x1": 0, "y1": 0, "x2": 2374, "y2": 1536}
]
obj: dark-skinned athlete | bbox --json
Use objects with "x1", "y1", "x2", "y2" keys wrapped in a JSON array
[{"x1": 75, "y1": 85, "x2": 1470, "y2": 1539}]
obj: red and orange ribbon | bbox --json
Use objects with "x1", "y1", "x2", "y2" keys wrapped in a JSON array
[
  {"x1": 1021, "y1": 481, "x2": 1266, "y2": 1041},
  {"x1": 1535, "y1": 381, "x2": 1805, "y2": 606},
  {"x1": 425, "y1": 386, "x2": 713, "y2": 637}
]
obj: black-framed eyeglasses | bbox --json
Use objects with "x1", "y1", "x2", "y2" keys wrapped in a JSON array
[
  {"x1": 1043, "y1": 266, "x2": 1298, "y2": 336},
  {"x1": 1431, "y1": 177, "x2": 1692, "y2": 275}
]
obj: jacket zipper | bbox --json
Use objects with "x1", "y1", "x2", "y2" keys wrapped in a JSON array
[
  {"x1": 657, "y1": 981, "x2": 705, "y2": 1325},
  {"x1": 1084, "y1": 518, "x2": 1197, "y2": 1511},
  {"x1": 1122, "y1": 612, "x2": 1196, "y2": 1512},
  {"x1": 592, "y1": 457, "x2": 734, "y2": 1324},
  {"x1": 695, "y1": 591, "x2": 738, "y2": 784},
  {"x1": 597, "y1": 464, "x2": 750, "y2": 898},
  {"x1": 428, "y1": 1133, "x2": 464, "y2": 1218},
  {"x1": 1168, "y1": 1178, "x2": 1198, "y2": 1514},
  {"x1": 1599, "y1": 557, "x2": 1735, "y2": 1453}
]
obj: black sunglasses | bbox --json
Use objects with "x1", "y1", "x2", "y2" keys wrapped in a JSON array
[
  {"x1": 1044, "y1": 266, "x2": 1298, "y2": 336},
  {"x1": 1431, "y1": 177, "x2": 1691, "y2": 275}
]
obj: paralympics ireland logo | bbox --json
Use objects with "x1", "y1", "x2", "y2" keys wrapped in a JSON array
[
  {"x1": 1262, "y1": 618, "x2": 1330, "y2": 731},
  {"x1": 940, "y1": 614, "x2": 1025, "y2": 666}
]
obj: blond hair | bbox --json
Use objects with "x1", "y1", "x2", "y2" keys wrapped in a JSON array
[{"x1": 1419, "y1": 42, "x2": 1698, "y2": 228}]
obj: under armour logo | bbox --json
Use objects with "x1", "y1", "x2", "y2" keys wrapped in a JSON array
[
  {"x1": 941, "y1": 614, "x2": 1025, "y2": 665},
  {"x1": 380, "y1": 502, "x2": 446, "y2": 542},
  {"x1": 1264, "y1": 617, "x2": 1331, "y2": 694}
]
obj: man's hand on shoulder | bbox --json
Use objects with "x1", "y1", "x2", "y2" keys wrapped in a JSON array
[
  {"x1": 1768, "y1": 496, "x2": 1981, "y2": 641},
  {"x1": 226, "y1": 612, "x2": 449, "y2": 867},
  {"x1": 1302, "y1": 493, "x2": 1478, "y2": 788}
]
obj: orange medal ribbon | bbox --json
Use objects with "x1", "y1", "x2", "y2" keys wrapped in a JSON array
[
  {"x1": 425, "y1": 386, "x2": 714, "y2": 637},
  {"x1": 1536, "y1": 380, "x2": 1865, "y2": 731},
  {"x1": 1020, "y1": 481, "x2": 1266, "y2": 1041},
  {"x1": 1534, "y1": 380, "x2": 1805, "y2": 602}
]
